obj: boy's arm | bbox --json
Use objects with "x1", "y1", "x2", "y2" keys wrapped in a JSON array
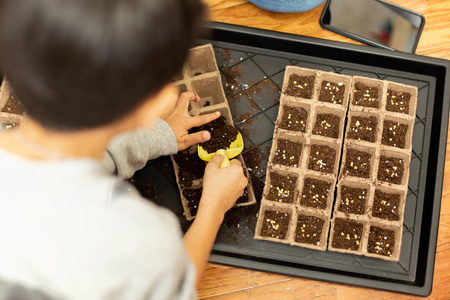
[
  {"x1": 103, "y1": 92, "x2": 219, "y2": 179},
  {"x1": 183, "y1": 155, "x2": 248, "y2": 287},
  {"x1": 102, "y1": 119, "x2": 178, "y2": 179}
]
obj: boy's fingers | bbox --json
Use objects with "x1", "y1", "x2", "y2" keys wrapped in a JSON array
[
  {"x1": 208, "y1": 154, "x2": 224, "y2": 168},
  {"x1": 189, "y1": 111, "x2": 220, "y2": 128},
  {"x1": 176, "y1": 92, "x2": 195, "y2": 112},
  {"x1": 184, "y1": 131, "x2": 211, "y2": 148}
]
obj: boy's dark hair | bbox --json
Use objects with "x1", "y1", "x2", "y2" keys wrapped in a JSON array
[{"x1": 0, "y1": 0, "x2": 205, "y2": 130}]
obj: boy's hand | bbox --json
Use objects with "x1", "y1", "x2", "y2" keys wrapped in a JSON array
[
  {"x1": 200, "y1": 155, "x2": 248, "y2": 216},
  {"x1": 164, "y1": 92, "x2": 220, "y2": 151}
]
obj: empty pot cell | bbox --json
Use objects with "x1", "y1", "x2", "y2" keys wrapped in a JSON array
[
  {"x1": 1, "y1": 92, "x2": 24, "y2": 114},
  {"x1": 371, "y1": 189, "x2": 401, "y2": 221},
  {"x1": 319, "y1": 81, "x2": 346, "y2": 105},
  {"x1": 386, "y1": 89, "x2": 411, "y2": 114},
  {"x1": 182, "y1": 188, "x2": 202, "y2": 218},
  {"x1": 278, "y1": 105, "x2": 308, "y2": 132},
  {"x1": 295, "y1": 214, "x2": 325, "y2": 246},
  {"x1": 381, "y1": 120, "x2": 409, "y2": 149},
  {"x1": 272, "y1": 138, "x2": 303, "y2": 168},
  {"x1": 198, "y1": 116, "x2": 239, "y2": 153},
  {"x1": 185, "y1": 46, "x2": 217, "y2": 77},
  {"x1": 343, "y1": 148, "x2": 373, "y2": 178},
  {"x1": 347, "y1": 115, "x2": 378, "y2": 143},
  {"x1": 338, "y1": 185, "x2": 368, "y2": 215},
  {"x1": 266, "y1": 172, "x2": 298, "y2": 203},
  {"x1": 308, "y1": 144, "x2": 337, "y2": 174},
  {"x1": 191, "y1": 77, "x2": 225, "y2": 107},
  {"x1": 284, "y1": 74, "x2": 315, "y2": 99},
  {"x1": 352, "y1": 81, "x2": 381, "y2": 108},
  {"x1": 367, "y1": 226, "x2": 396, "y2": 257},
  {"x1": 312, "y1": 113, "x2": 341, "y2": 139},
  {"x1": 331, "y1": 218, "x2": 364, "y2": 251},
  {"x1": 377, "y1": 155, "x2": 405, "y2": 185},
  {"x1": 260, "y1": 210, "x2": 291, "y2": 240},
  {"x1": 173, "y1": 149, "x2": 205, "y2": 187},
  {"x1": 300, "y1": 178, "x2": 331, "y2": 210}
]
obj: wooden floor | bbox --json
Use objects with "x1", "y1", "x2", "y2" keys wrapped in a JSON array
[{"x1": 199, "y1": 1, "x2": 450, "y2": 299}]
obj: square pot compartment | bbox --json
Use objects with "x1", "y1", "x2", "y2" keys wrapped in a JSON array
[
  {"x1": 369, "y1": 185, "x2": 406, "y2": 223},
  {"x1": 185, "y1": 44, "x2": 219, "y2": 77},
  {"x1": 350, "y1": 77, "x2": 385, "y2": 109},
  {"x1": 340, "y1": 145, "x2": 376, "y2": 180},
  {"x1": 292, "y1": 210, "x2": 329, "y2": 251},
  {"x1": 306, "y1": 139, "x2": 340, "y2": 175},
  {"x1": 376, "y1": 149, "x2": 411, "y2": 186},
  {"x1": 381, "y1": 116, "x2": 414, "y2": 150},
  {"x1": 363, "y1": 221, "x2": 402, "y2": 261},
  {"x1": 336, "y1": 179, "x2": 371, "y2": 216},
  {"x1": 311, "y1": 106, "x2": 346, "y2": 140},
  {"x1": 270, "y1": 134, "x2": 306, "y2": 169},
  {"x1": 317, "y1": 72, "x2": 352, "y2": 107},
  {"x1": 263, "y1": 168, "x2": 299, "y2": 204},
  {"x1": 346, "y1": 111, "x2": 380, "y2": 144},
  {"x1": 255, "y1": 204, "x2": 294, "y2": 244},
  {"x1": 298, "y1": 174, "x2": 335, "y2": 211},
  {"x1": 329, "y1": 216, "x2": 367, "y2": 254},
  {"x1": 385, "y1": 82, "x2": 418, "y2": 118},
  {"x1": 275, "y1": 100, "x2": 311, "y2": 134},
  {"x1": 282, "y1": 66, "x2": 318, "y2": 100},
  {"x1": 191, "y1": 76, "x2": 227, "y2": 108}
]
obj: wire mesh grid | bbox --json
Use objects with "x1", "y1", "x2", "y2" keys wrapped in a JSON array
[{"x1": 131, "y1": 42, "x2": 433, "y2": 282}]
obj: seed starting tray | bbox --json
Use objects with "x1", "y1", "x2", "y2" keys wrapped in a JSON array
[{"x1": 131, "y1": 23, "x2": 450, "y2": 296}]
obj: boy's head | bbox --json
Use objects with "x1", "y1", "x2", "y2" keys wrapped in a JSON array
[{"x1": 0, "y1": 0, "x2": 205, "y2": 131}]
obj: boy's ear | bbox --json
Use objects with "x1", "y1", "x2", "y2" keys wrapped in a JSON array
[{"x1": 134, "y1": 85, "x2": 179, "y2": 129}]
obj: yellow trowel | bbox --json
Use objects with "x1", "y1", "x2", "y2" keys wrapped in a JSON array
[{"x1": 198, "y1": 132, "x2": 244, "y2": 168}]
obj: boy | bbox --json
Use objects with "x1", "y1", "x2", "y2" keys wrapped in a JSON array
[{"x1": 0, "y1": 0, "x2": 248, "y2": 299}]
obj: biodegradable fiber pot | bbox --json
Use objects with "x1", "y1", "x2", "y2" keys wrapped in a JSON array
[{"x1": 247, "y1": 0, "x2": 326, "y2": 13}]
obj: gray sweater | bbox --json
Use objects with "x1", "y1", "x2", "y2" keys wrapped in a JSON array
[{"x1": 0, "y1": 119, "x2": 196, "y2": 300}]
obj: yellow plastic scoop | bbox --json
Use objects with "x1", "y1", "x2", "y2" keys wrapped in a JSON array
[{"x1": 198, "y1": 132, "x2": 244, "y2": 168}]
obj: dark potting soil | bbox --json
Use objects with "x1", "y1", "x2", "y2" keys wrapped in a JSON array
[
  {"x1": 352, "y1": 82, "x2": 380, "y2": 108},
  {"x1": 386, "y1": 89, "x2": 411, "y2": 114},
  {"x1": 338, "y1": 186, "x2": 368, "y2": 215},
  {"x1": 343, "y1": 148, "x2": 372, "y2": 178},
  {"x1": 273, "y1": 139, "x2": 302, "y2": 168},
  {"x1": 260, "y1": 210, "x2": 291, "y2": 239},
  {"x1": 235, "y1": 187, "x2": 250, "y2": 205},
  {"x1": 312, "y1": 113, "x2": 340, "y2": 139},
  {"x1": 319, "y1": 81, "x2": 345, "y2": 105},
  {"x1": 284, "y1": 74, "x2": 315, "y2": 99},
  {"x1": 295, "y1": 215, "x2": 324, "y2": 246},
  {"x1": 279, "y1": 105, "x2": 308, "y2": 132},
  {"x1": 2, "y1": 93, "x2": 25, "y2": 114},
  {"x1": 300, "y1": 178, "x2": 331, "y2": 210},
  {"x1": 367, "y1": 226, "x2": 395, "y2": 257},
  {"x1": 267, "y1": 172, "x2": 298, "y2": 204},
  {"x1": 332, "y1": 218, "x2": 363, "y2": 251},
  {"x1": 173, "y1": 149, "x2": 205, "y2": 187},
  {"x1": 308, "y1": 144, "x2": 336, "y2": 174},
  {"x1": 377, "y1": 156, "x2": 405, "y2": 184},
  {"x1": 347, "y1": 116, "x2": 377, "y2": 143},
  {"x1": 381, "y1": 120, "x2": 408, "y2": 149},
  {"x1": 372, "y1": 190, "x2": 401, "y2": 221},
  {"x1": 182, "y1": 188, "x2": 202, "y2": 217},
  {"x1": 199, "y1": 116, "x2": 239, "y2": 153}
]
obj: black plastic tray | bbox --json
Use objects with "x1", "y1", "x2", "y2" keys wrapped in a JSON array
[{"x1": 131, "y1": 23, "x2": 450, "y2": 296}]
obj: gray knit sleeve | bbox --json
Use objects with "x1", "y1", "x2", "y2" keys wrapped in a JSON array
[{"x1": 103, "y1": 119, "x2": 178, "y2": 179}]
